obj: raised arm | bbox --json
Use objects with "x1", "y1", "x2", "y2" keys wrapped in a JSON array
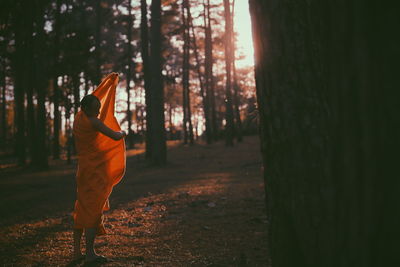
[{"x1": 88, "y1": 117, "x2": 126, "y2": 141}]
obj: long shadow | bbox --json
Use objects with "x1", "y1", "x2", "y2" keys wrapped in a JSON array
[{"x1": 0, "y1": 136, "x2": 263, "y2": 266}]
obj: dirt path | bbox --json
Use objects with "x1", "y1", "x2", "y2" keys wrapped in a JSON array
[{"x1": 0, "y1": 136, "x2": 267, "y2": 267}]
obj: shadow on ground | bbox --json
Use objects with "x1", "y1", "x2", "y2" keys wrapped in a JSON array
[{"x1": 0, "y1": 136, "x2": 268, "y2": 267}]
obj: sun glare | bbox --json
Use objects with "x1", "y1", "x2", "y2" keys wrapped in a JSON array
[{"x1": 233, "y1": 1, "x2": 254, "y2": 68}]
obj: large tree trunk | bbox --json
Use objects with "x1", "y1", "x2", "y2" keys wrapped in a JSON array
[
  {"x1": 141, "y1": 0, "x2": 153, "y2": 160},
  {"x1": 249, "y1": 0, "x2": 400, "y2": 266},
  {"x1": 223, "y1": 0, "x2": 235, "y2": 146},
  {"x1": 149, "y1": 0, "x2": 166, "y2": 164}
]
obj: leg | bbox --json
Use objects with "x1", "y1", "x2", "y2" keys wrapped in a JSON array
[
  {"x1": 85, "y1": 228, "x2": 107, "y2": 262},
  {"x1": 85, "y1": 228, "x2": 97, "y2": 258},
  {"x1": 73, "y1": 228, "x2": 84, "y2": 259}
]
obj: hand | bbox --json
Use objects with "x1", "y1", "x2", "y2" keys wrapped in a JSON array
[{"x1": 120, "y1": 131, "x2": 127, "y2": 139}]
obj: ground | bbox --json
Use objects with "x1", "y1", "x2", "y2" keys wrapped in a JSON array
[{"x1": 0, "y1": 135, "x2": 267, "y2": 267}]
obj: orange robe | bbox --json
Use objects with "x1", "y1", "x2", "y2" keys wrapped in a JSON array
[{"x1": 72, "y1": 73, "x2": 126, "y2": 235}]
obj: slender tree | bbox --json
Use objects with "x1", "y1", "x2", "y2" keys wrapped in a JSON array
[
  {"x1": 95, "y1": 0, "x2": 102, "y2": 82},
  {"x1": 140, "y1": 0, "x2": 153, "y2": 159},
  {"x1": 181, "y1": 0, "x2": 194, "y2": 145},
  {"x1": 52, "y1": 0, "x2": 61, "y2": 160},
  {"x1": 204, "y1": 0, "x2": 217, "y2": 141},
  {"x1": 13, "y1": 0, "x2": 29, "y2": 165},
  {"x1": 149, "y1": 0, "x2": 166, "y2": 164},
  {"x1": 26, "y1": 5, "x2": 38, "y2": 166},
  {"x1": 230, "y1": 0, "x2": 242, "y2": 142},
  {"x1": 181, "y1": 1, "x2": 189, "y2": 144},
  {"x1": 33, "y1": 0, "x2": 49, "y2": 169},
  {"x1": 223, "y1": 0, "x2": 235, "y2": 146},
  {"x1": 126, "y1": 0, "x2": 134, "y2": 149}
]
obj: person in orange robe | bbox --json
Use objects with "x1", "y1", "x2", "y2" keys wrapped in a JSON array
[{"x1": 72, "y1": 72, "x2": 126, "y2": 263}]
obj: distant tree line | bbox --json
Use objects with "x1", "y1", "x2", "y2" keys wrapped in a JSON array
[{"x1": 0, "y1": 0, "x2": 257, "y2": 169}]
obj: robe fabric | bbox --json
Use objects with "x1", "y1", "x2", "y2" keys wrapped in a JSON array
[{"x1": 72, "y1": 73, "x2": 126, "y2": 235}]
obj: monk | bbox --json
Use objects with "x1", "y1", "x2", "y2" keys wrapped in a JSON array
[{"x1": 72, "y1": 72, "x2": 126, "y2": 263}]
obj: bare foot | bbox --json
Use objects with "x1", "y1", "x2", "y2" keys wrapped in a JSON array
[
  {"x1": 85, "y1": 254, "x2": 107, "y2": 263},
  {"x1": 72, "y1": 252, "x2": 84, "y2": 261}
]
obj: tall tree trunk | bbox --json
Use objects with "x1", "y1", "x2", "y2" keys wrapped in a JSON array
[
  {"x1": 126, "y1": 0, "x2": 134, "y2": 149},
  {"x1": 249, "y1": 0, "x2": 400, "y2": 266},
  {"x1": 52, "y1": 0, "x2": 61, "y2": 160},
  {"x1": 204, "y1": 0, "x2": 218, "y2": 141},
  {"x1": 230, "y1": 0, "x2": 242, "y2": 142},
  {"x1": 181, "y1": 0, "x2": 193, "y2": 145},
  {"x1": 141, "y1": 0, "x2": 152, "y2": 159},
  {"x1": 33, "y1": 1, "x2": 48, "y2": 169},
  {"x1": 149, "y1": 0, "x2": 166, "y2": 164},
  {"x1": 181, "y1": 1, "x2": 188, "y2": 144},
  {"x1": 26, "y1": 1, "x2": 37, "y2": 167},
  {"x1": 182, "y1": 71, "x2": 188, "y2": 144},
  {"x1": 13, "y1": 0, "x2": 28, "y2": 165},
  {"x1": 223, "y1": 0, "x2": 235, "y2": 146},
  {"x1": 95, "y1": 0, "x2": 102, "y2": 82},
  {"x1": 35, "y1": 77, "x2": 49, "y2": 169}
]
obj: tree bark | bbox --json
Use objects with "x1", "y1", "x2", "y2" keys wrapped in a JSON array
[
  {"x1": 249, "y1": 0, "x2": 400, "y2": 266},
  {"x1": 149, "y1": 0, "x2": 166, "y2": 164}
]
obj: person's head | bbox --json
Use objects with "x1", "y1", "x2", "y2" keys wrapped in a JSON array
[{"x1": 80, "y1": 95, "x2": 101, "y2": 117}]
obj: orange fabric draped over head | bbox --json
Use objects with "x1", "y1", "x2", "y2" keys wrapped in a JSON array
[{"x1": 72, "y1": 73, "x2": 126, "y2": 235}]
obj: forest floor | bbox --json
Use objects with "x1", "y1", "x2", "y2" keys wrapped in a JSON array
[{"x1": 0, "y1": 135, "x2": 268, "y2": 267}]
